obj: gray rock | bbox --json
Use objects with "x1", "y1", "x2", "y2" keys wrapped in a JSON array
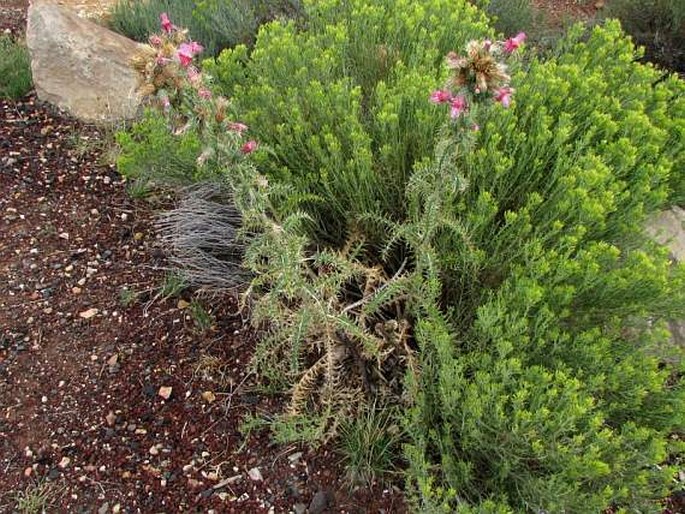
[
  {"x1": 645, "y1": 206, "x2": 685, "y2": 262},
  {"x1": 646, "y1": 206, "x2": 685, "y2": 351},
  {"x1": 26, "y1": 1, "x2": 142, "y2": 123},
  {"x1": 308, "y1": 489, "x2": 333, "y2": 514}
]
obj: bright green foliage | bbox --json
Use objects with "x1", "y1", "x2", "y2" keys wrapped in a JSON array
[
  {"x1": 115, "y1": 109, "x2": 204, "y2": 185},
  {"x1": 109, "y1": 0, "x2": 302, "y2": 57},
  {"x1": 401, "y1": 21, "x2": 685, "y2": 512},
  {"x1": 0, "y1": 35, "x2": 32, "y2": 100},
  {"x1": 205, "y1": 0, "x2": 491, "y2": 245}
]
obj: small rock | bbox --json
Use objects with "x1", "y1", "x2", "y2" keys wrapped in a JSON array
[
  {"x1": 97, "y1": 503, "x2": 109, "y2": 514},
  {"x1": 24, "y1": 467, "x2": 33, "y2": 478},
  {"x1": 72, "y1": 287, "x2": 82, "y2": 294},
  {"x1": 288, "y1": 452, "x2": 303, "y2": 464},
  {"x1": 105, "y1": 412, "x2": 116, "y2": 426},
  {"x1": 59, "y1": 232, "x2": 69, "y2": 240},
  {"x1": 107, "y1": 354, "x2": 118, "y2": 366},
  {"x1": 177, "y1": 299, "x2": 190, "y2": 310},
  {"x1": 201, "y1": 391, "x2": 216, "y2": 403},
  {"x1": 158, "y1": 386, "x2": 173, "y2": 400},
  {"x1": 149, "y1": 445, "x2": 160, "y2": 456},
  {"x1": 79, "y1": 308, "x2": 98, "y2": 319},
  {"x1": 248, "y1": 467, "x2": 263, "y2": 482},
  {"x1": 58, "y1": 456, "x2": 71, "y2": 468},
  {"x1": 112, "y1": 505, "x2": 121, "y2": 514},
  {"x1": 308, "y1": 489, "x2": 333, "y2": 514}
]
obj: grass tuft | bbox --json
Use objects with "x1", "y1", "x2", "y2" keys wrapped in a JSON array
[{"x1": 0, "y1": 35, "x2": 32, "y2": 100}]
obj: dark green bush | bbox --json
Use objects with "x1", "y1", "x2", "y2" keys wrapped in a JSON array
[
  {"x1": 109, "y1": 0, "x2": 302, "y2": 56},
  {"x1": 602, "y1": 0, "x2": 685, "y2": 72},
  {"x1": 0, "y1": 35, "x2": 32, "y2": 100}
]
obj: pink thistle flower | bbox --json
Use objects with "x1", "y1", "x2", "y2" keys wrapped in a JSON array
[
  {"x1": 241, "y1": 140, "x2": 258, "y2": 154},
  {"x1": 188, "y1": 41, "x2": 204, "y2": 55},
  {"x1": 198, "y1": 88, "x2": 212, "y2": 100},
  {"x1": 227, "y1": 121, "x2": 249, "y2": 134},
  {"x1": 155, "y1": 55, "x2": 171, "y2": 66},
  {"x1": 177, "y1": 44, "x2": 194, "y2": 67},
  {"x1": 430, "y1": 89, "x2": 453, "y2": 104},
  {"x1": 177, "y1": 42, "x2": 203, "y2": 67},
  {"x1": 149, "y1": 34, "x2": 163, "y2": 47},
  {"x1": 450, "y1": 95, "x2": 468, "y2": 119},
  {"x1": 160, "y1": 95, "x2": 171, "y2": 112},
  {"x1": 493, "y1": 86, "x2": 514, "y2": 108},
  {"x1": 503, "y1": 32, "x2": 526, "y2": 54},
  {"x1": 160, "y1": 13, "x2": 174, "y2": 34},
  {"x1": 483, "y1": 39, "x2": 493, "y2": 51}
]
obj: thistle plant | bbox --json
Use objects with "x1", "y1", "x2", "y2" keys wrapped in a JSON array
[{"x1": 129, "y1": 12, "x2": 258, "y2": 174}]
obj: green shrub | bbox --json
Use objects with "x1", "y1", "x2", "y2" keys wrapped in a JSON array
[
  {"x1": 212, "y1": 10, "x2": 685, "y2": 511},
  {"x1": 401, "y1": 21, "x2": 685, "y2": 512},
  {"x1": 602, "y1": 0, "x2": 685, "y2": 72},
  {"x1": 0, "y1": 35, "x2": 32, "y2": 100},
  {"x1": 115, "y1": 109, "x2": 204, "y2": 185},
  {"x1": 109, "y1": 0, "x2": 302, "y2": 56},
  {"x1": 204, "y1": 0, "x2": 491, "y2": 246}
]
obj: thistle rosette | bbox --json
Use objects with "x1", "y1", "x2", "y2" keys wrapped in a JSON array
[{"x1": 430, "y1": 32, "x2": 526, "y2": 125}]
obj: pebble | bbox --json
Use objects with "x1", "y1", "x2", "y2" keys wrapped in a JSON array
[
  {"x1": 308, "y1": 489, "x2": 333, "y2": 514},
  {"x1": 98, "y1": 503, "x2": 109, "y2": 514},
  {"x1": 149, "y1": 445, "x2": 160, "y2": 456},
  {"x1": 24, "y1": 467, "x2": 33, "y2": 478},
  {"x1": 248, "y1": 467, "x2": 263, "y2": 482},
  {"x1": 158, "y1": 386, "x2": 173, "y2": 400},
  {"x1": 58, "y1": 456, "x2": 71, "y2": 468}
]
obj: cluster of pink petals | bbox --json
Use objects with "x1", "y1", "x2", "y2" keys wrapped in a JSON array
[
  {"x1": 450, "y1": 95, "x2": 468, "y2": 119},
  {"x1": 149, "y1": 34, "x2": 162, "y2": 47},
  {"x1": 429, "y1": 90, "x2": 469, "y2": 118},
  {"x1": 493, "y1": 86, "x2": 514, "y2": 108},
  {"x1": 198, "y1": 88, "x2": 212, "y2": 100},
  {"x1": 177, "y1": 41, "x2": 204, "y2": 67},
  {"x1": 503, "y1": 32, "x2": 526, "y2": 54},
  {"x1": 429, "y1": 89, "x2": 452, "y2": 104},
  {"x1": 160, "y1": 12, "x2": 175, "y2": 34},
  {"x1": 241, "y1": 140, "x2": 258, "y2": 154}
]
